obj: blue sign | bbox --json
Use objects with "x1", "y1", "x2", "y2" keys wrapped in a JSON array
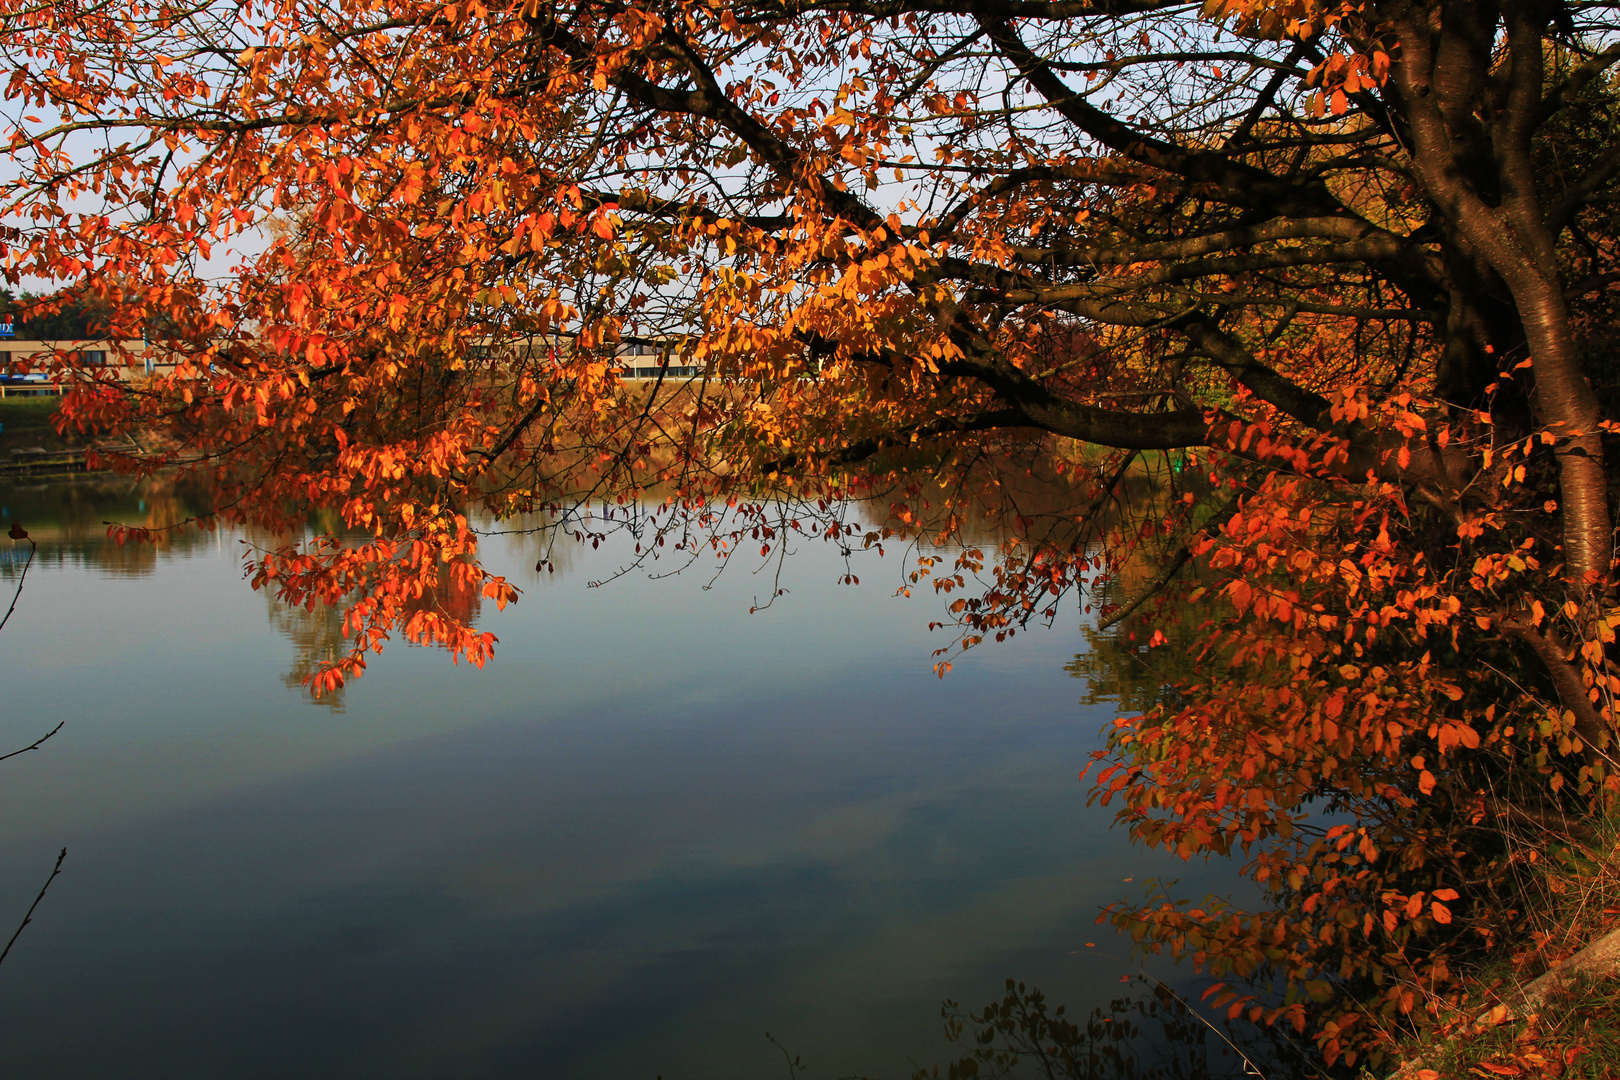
[{"x1": 0, "y1": 317, "x2": 13, "y2": 338}]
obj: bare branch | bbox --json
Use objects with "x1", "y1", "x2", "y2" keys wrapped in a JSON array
[{"x1": 0, "y1": 849, "x2": 66, "y2": 971}]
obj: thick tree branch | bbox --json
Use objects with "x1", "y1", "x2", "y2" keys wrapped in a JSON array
[
  {"x1": 1498, "y1": 614, "x2": 1613, "y2": 765},
  {"x1": 1005, "y1": 215, "x2": 1413, "y2": 266},
  {"x1": 743, "y1": 0, "x2": 1179, "y2": 16},
  {"x1": 998, "y1": 237, "x2": 1423, "y2": 298},
  {"x1": 976, "y1": 16, "x2": 1353, "y2": 219},
  {"x1": 1535, "y1": 38, "x2": 1620, "y2": 128}
]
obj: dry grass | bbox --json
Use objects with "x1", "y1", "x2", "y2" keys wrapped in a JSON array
[
  {"x1": 1377, "y1": 973, "x2": 1620, "y2": 1078},
  {"x1": 1376, "y1": 815, "x2": 1620, "y2": 1079}
]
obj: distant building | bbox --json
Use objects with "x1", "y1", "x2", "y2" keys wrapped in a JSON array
[
  {"x1": 0, "y1": 339, "x2": 167, "y2": 392},
  {"x1": 0, "y1": 332, "x2": 713, "y2": 393},
  {"x1": 612, "y1": 338, "x2": 703, "y2": 380}
]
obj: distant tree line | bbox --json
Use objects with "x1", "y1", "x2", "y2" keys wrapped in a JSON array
[{"x1": 0, "y1": 291, "x2": 119, "y2": 340}]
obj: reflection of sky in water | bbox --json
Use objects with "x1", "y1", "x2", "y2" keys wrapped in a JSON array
[{"x1": 0, "y1": 480, "x2": 1244, "y2": 1079}]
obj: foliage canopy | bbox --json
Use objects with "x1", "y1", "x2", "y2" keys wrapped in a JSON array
[{"x1": 6, "y1": 0, "x2": 1620, "y2": 1063}]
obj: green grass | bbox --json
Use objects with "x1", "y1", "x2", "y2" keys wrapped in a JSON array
[{"x1": 0, "y1": 395, "x2": 70, "y2": 451}]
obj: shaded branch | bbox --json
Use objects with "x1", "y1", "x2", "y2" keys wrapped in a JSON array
[
  {"x1": 1498, "y1": 614, "x2": 1613, "y2": 766},
  {"x1": 0, "y1": 532, "x2": 35, "y2": 636},
  {"x1": 0, "y1": 722, "x2": 66, "y2": 766},
  {"x1": 0, "y1": 848, "x2": 66, "y2": 970},
  {"x1": 976, "y1": 15, "x2": 1350, "y2": 219},
  {"x1": 1098, "y1": 497, "x2": 1239, "y2": 630}
]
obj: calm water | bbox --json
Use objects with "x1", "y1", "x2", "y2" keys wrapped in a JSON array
[{"x1": 0, "y1": 477, "x2": 1247, "y2": 1079}]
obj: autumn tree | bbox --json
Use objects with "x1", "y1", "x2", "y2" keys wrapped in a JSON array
[{"x1": 5, "y1": 0, "x2": 1620, "y2": 1064}]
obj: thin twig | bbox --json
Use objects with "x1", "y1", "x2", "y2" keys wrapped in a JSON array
[
  {"x1": 1144, "y1": 978, "x2": 1271, "y2": 1078},
  {"x1": 0, "y1": 536, "x2": 36, "y2": 635},
  {"x1": 0, "y1": 848, "x2": 66, "y2": 969},
  {"x1": 0, "y1": 721, "x2": 64, "y2": 765},
  {"x1": 1079, "y1": 933, "x2": 1313, "y2": 1079},
  {"x1": 763, "y1": 1032, "x2": 804, "y2": 1079},
  {"x1": 1099, "y1": 497, "x2": 1239, "y2": 630}
]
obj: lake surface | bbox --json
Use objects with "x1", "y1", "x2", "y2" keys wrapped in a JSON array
[{"x1": 0, "y1": 476, "x2": 1251, "y2": 1079}]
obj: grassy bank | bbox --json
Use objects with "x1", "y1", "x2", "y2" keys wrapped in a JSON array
[
  {"x1": 1374, "y1": 824, "x2": 1620, "y2": 1079},
  {"x1": 0, "y1": 395, "x2": 77, "y2": 453},
  {"x1": 1377, "y1": 974, "x2": 1620, "y2": 1079}
]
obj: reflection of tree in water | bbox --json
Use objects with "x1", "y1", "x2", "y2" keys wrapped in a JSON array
[
  {"x1": 487, "y1": 508, "x2": 607, "y2": 585},
  {"x1": 264, "y1": 592, "x2": 351, "y2": 712},
  {"x1": 262, "y1": 561, "x2": 484, "y2": 710},
  {"x1": 917, "y1": 978, "x2": 1334, "y2": 1080},
  {"x1": 1, "y1": 475, "x2": 219, "y2": 578},
  {"x1": 1065, "y1": 584, "x2": 1212, "y2": 718},
  {"x1": 482, "y1": 455, "x2": 1170, "y2": 595}
]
